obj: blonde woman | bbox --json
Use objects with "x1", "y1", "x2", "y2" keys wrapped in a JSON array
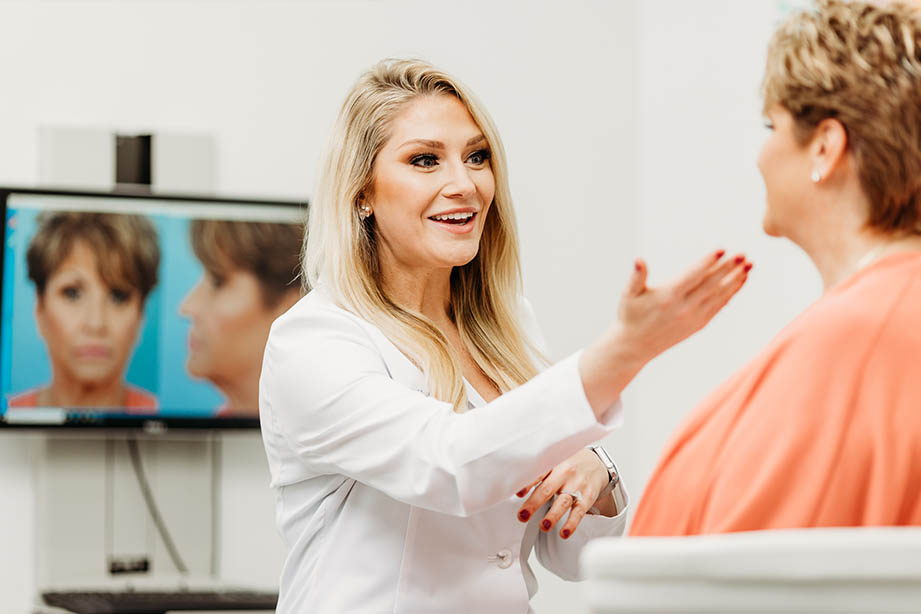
[
  {"x1": 259, "y1": 59, "x2": 750, "y2": 612},
  {"x1": 632, "y1": 0, "x2": 921, "y2": 535}
]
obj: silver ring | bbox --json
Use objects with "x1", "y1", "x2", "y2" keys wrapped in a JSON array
[{"x1": 560, "y1": 489, "x2": 583, "y2": 505}]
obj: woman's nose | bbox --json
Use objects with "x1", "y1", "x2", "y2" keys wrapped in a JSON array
[
  {"x1": 441, "y1": 161, "x2": 476, "y2": 199},
  {"x1": 83, "y1": 295, "x2": 107, "y2": 333},
  {"x1": 179, "y1": 280, "x2": 203, "y2": 317}
]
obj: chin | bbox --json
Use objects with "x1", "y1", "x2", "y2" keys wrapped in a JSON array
[
  {"x1": 761, "y1": 212, "x2": 783, "y2": 238},
  {"x1": 440, "y1": 245, "x2": 481, "y2": 268}
]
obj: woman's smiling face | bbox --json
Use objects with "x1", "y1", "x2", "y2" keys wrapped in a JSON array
[{"x1": 368, "y1": 94, "x2": 496, "y2": 278}]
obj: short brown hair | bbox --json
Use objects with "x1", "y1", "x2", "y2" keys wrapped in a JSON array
[
  {"x1": 189, "y1": 219, "x2": 304, "y2": 307},
  {"x1": 762, "y1": 0, "x2": 921, "y2": 235},
  {"x1": 27, "y1": 211, "x2": 160, "y2": 301}
]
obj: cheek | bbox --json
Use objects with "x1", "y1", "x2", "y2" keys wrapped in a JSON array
[
  {"x1": 211, "y1": 294, "x2": 261, "y2": 335},
  {"x1": 111, "y1": 307, "x2": 143, "y2": 344},
  {"x1": 40, "y1": 301, "x2": 77, "y2": 340}
]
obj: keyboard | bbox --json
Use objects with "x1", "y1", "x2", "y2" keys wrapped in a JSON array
[{"x1": 41, "y1": 587, "x2": 278, "y2": 613}]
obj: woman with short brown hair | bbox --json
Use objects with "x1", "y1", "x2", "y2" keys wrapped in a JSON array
[
  {"x1": 10, "y1": 211, "x2": 160, "y2": 410},
  {"x1": 631, "y1": 0, "x2": 921, "y2": 536}
]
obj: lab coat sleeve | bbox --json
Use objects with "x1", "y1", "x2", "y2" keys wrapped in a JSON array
[
  {"x1": 535, "y1": 480, "x2": 630, "y2": 581},
  {"x1": 260, "y1": 304, "x2": 622, "y2": 517}
]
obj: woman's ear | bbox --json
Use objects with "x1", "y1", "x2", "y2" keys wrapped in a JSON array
[{"x1": 809, "y1": 117, "x2": 848, "y2": 183}]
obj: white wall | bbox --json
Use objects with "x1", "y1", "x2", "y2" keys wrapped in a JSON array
[{"x1": 0, "y1": 1, "x2": 824, "y2": 612}]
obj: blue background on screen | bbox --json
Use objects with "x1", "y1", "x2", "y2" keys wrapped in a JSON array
[{"x1": 1, "y1": 206, "x2": 223, "y2": 415}]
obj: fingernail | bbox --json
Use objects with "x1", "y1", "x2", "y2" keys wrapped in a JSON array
[
  {"x1": 518, "y1": 510, "x2": 530, "y2": 522},
  {"x1": 734, "y1": 255, "x2": 744, "y2": 264},
  {"x1": 561, "y1": 529, "x2": 571, "y2": 539},
  {"x1": 541, "y1": 519, "x2": 551, "y2": 531},
  {"x1": 516, "y1": 489, "x2": 527, "y2": 498},
  {"x1": 744, "y1": 263, "x2": 753, "y2": 273},
  {"x1": 634, "y1": 261, "x2": 642, "y2": 272},
  {"x1": 715, "y1": 249, "x2": 725, "y2": 259}
]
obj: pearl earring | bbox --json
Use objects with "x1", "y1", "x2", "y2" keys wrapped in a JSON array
[
  {"x1": 358, "y1": 204, "x2": 372, "y2": 220},
  {"x1": 811, "y1": 170, "x2": 821, "y2": 183}
]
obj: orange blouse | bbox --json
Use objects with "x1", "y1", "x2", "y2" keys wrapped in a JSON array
[
  {"x1": 630, "y1": 252, "x2": 921, "y2": 536},
  {"x1": 7, "y1": 385, "x2": 158, "y2": 412}
]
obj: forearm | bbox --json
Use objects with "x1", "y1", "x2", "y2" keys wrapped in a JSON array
[{"x1": 579, "y1": 326, "x2": 648, "y2": 421}]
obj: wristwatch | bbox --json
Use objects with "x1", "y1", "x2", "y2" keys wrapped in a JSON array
[{"x1": 589, "y1": 445, "x2": 620, "y2": 498}]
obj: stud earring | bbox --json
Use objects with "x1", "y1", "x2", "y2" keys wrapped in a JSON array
[
  {"x1": 811, "y1": 170, "x2": 822, "y2": 183},
  {"x1": 358, "y1": 204, "x2": 372, "y2": 220}
]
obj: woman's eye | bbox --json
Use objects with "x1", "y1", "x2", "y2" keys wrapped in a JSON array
[
  {"x1": 410, "y1": 154, "x2": 439, "y2": 168},
  {"x1": 61, "y1": 286, "x2": 81, "y2": 301},
  {"x1": 467, "y1": 149, "x2": 491, "y2": 166},
  {"x1": 110, "y1": 288, "x2": 133, "y2": 305},
  {"x1": 763, "y1": 120, "x2": 775, "y2": 131}
]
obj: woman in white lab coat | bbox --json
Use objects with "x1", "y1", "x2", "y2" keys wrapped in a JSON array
[{"x1": 259, "y1": 59, "x2": 750, "y2": 613}]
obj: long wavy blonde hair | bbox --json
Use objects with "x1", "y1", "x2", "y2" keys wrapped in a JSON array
[{"x1": 303, "y1": 58, "x2": 545, "y2": 410}]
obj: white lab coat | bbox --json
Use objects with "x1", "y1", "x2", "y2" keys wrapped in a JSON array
[{"x1": 259, "y1": 285, "x2": 629, "y2": 613}]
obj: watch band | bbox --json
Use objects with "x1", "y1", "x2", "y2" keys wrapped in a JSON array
[{"x1": 589, "y1": 445, "x2": 620, "y2": 497}]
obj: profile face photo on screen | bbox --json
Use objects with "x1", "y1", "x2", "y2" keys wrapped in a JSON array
[
  {"x1": 11, "y1": 211, "x2": 160, "y2": 409},
  {"x1": 180, "y1": 219, "x2": 302, "y2": 415}
]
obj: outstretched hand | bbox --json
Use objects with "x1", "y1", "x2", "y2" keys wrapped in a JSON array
[{"x1": 614, "y1": 250, "x2": 751, "y2": 365}]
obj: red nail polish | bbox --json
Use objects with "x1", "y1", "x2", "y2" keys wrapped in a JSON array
[
  {"x1": 715, "y1": 250, "x2": 725, "y2": 259},
  {"x1": 541, "y1": 519, "x2": 551, "y2": 531},
  {"x1": 734, "y1": 255, "x2": 744, "y2": 264},
  {"x1": 561, "y1": 529, "x2": 571, "y2": 539},
  {"x1": 518, "y1": 510, "x2": 530, "y2": 522},
  {"x1": 516, "y1": 489, "x2": 526, "y2": 498},
  {"x1": 744, "y1": 263, "x2": 753, "y2": 273},
  {"x1": 634, "y1": 261, "x2": 641, "y2": 272}
]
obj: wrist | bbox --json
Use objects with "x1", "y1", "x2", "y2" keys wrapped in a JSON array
[{"x1": 599, "y1": 324, "x2": 650, "y2": 375}]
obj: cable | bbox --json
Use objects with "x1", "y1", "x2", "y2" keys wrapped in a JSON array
[
  {"x1": 126, "y1": 436, "x2": 189, "y2": 574},
  {"x1": 209, "y1": 432, "x2": 222, "y2": 577}
]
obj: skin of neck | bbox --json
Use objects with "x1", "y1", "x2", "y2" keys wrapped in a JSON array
[
  {"x1": 788, "y1": 169, "x2": 921, "y2": 292},
  {"x1": 214, "y1": 369, "x2": 261, "y2": 413},
  {"x1": 215, "y1": 288, "x2": 303, "y2": 413},
  {"x1": 377, "y1": 244, "x2": 455, "y2": 326}
]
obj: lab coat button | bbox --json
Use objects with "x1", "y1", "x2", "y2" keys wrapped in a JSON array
[{"x1": 495, "y1": 549, "x2": 513, "y2": 569}]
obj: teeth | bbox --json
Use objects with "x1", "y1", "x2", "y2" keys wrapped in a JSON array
[{"x1": 432, "y1": 212, "x2": 474, "y2": 221}]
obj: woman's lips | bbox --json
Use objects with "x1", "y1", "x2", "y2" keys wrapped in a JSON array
[
  {"x1": 427, "y1": 212, "x2": 477, "y2": 234},
  {"x1": 76, "y1": 345, "x2": 112, "y2": 358}
]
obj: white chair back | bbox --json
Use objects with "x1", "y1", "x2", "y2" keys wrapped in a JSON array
[{"x1": 581, "y1": 527, "x2": 921, "y2": 613}]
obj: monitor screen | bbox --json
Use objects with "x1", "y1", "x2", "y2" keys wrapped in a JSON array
[{"x1": 0, "y1": 187, "x2": 306, "y2": 429}]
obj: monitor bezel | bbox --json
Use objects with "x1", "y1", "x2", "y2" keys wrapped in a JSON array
[{"x1": 0, "y1": 186, "x2": 307, "y2": 430}]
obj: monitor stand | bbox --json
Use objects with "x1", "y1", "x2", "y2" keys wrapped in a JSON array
[{"x1": 34, "y1": 432, "x2": 220, "y2": 591}]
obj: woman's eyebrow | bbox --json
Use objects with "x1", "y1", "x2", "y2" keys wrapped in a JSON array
[
  {"x1": 399, "y1": 138, "x2": 444, "y2": 149},
  {"x1": 398, "y1": 135, "x2": 486, "y2": 149}
]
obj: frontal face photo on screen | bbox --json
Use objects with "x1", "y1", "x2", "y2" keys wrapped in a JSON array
[{"x1": 0, "y1": 188, "x2": 305, "y2": 428}]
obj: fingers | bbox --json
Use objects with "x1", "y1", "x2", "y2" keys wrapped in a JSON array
[
  {"x1": 539, "y1": 492, "x2": 580, "y2": 534},
  {"x1": 517, "y1": 471, "x2": 564, "y2": 523},
  {"x1": 672, "y1": 249, "x2": 727, "y2": 295},
  {"x1": 624, "y1": 259, "x2": 648, "y2": 297},
  {"x1": 516, "y1": 471, "x2": 550, "y2": 498},
  {"x1": 700, "y1": 260, "x2": 750, "y2": 317},
  {"x1": 558, "y1": 500, "x2": 588, "y2": 539},
  {"x1": 685, "y1": 253, "x2": 748, "y2": 301}
]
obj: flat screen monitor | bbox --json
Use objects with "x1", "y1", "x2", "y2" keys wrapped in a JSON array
[{"x1": 0, "y1": 187, "x2": 306, "y2": 429}]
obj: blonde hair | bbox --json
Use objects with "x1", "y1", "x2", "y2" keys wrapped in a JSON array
[
  {"x1": 303, "y1": 58, "x2": 544, "y2": 410},
  {"x1": 762, "y1": 0, "x2": 921, "y2": 235}
]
